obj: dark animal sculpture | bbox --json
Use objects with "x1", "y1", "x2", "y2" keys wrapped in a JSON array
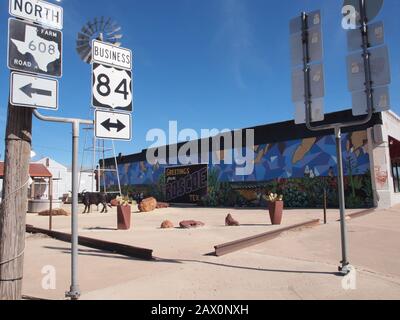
[{"x1": 79, "y1": 192, "x2": 114, "y2": 214}]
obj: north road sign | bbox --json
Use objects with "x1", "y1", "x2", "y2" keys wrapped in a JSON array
[
  {"x1": 10, "y1": 72, "x2": 58, "y2": 110},
  {"x1": 9, "y1": 0, "x2": 63, "y2": 30},
  {"x1": 8, "y1": 18, "x2": 63, "y2": 78},
  {"x1": 95, "y1": 109, "x2": 132, "y2": 141}
]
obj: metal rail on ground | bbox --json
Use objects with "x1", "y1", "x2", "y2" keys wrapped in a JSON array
[{"x1": 214, "y1": 219, "x2": 321, "y2": 257}]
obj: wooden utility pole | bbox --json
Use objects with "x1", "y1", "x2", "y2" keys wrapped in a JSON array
[{"x1": 0, "y1": 103, "x2": 32, "y2": 300}]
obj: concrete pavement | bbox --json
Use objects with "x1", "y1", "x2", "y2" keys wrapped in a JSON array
[{"x1": 22, "y1": 204, "x2": 400, "y2": 300}]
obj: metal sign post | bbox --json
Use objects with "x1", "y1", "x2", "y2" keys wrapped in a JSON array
[
  {"x1": 291, "y1": 0, "x2": 391, "y2": 275},
  {"x1": 33, "y1": 109, "x2": 93, "y2": 300}
]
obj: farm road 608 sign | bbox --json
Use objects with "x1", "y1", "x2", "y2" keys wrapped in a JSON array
[
  {"x1": 8, "y1": 18, "x2": 62, "y2": 77},
  {"x1": 92, "y1": 63, "x2": 132, "y2": 112}
]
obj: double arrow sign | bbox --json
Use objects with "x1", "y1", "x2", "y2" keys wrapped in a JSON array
[
  {"x1": 95, "y1": 110, "x2": 131, "y2": 141},
  {"x1": 101, "y1": 118, "x2": 126, "y2": 132}
]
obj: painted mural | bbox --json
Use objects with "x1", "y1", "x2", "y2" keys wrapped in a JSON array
[{"x1": 103, "y1": 130, "x2": 373, "y2": 208}]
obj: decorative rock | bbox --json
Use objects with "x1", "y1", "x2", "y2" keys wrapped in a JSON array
[
  {"x1": 156, "y1": 202, "x2": 170, "y2": 209},
  {"x1": 138, "y1": 197, "x2": 157, "y2": 212},
  {"x1": 38, "y1": 209, "x2": 70, "y2": 217},
  {"x1": 225, "y1": 214, "x2": 240, "y2": 226},
  {"x1": 179, "y1": 220, "x2": 205, "y2": 229},
  {"x1": 161, "y1": 220, "x2": 174, "y2": 229}
]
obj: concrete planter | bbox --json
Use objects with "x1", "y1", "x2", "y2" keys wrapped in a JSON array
[
  {"x1": 117, "y1": 205, "x2": 131, "y2": 230},
  {"x1": 268, "y1": 201, "x2": 284, "y2": 225},
  {"x1": 28, "y1": 199, "x2": 62, "y2": 213}
]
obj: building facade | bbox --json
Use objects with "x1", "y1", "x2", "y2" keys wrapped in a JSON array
[
  {"x1": 34, "y1": 158, "x2": 94, "y2": 200},
  {"x1": 102, "y1": 110, "x2": 400, "y2": 209}
]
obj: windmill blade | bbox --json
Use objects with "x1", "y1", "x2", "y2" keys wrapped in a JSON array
[
  {"x1": 77, "y1": 45, "x2": 91, "y2": 57},
  {"x1": 103, "y1": 17, "x2": 112, "y2": 31},
  {"x1": 78, "y1": 46, "x2": 92, "y2": 63},
  {"x1": 77, "y1": 34, "x2": 90, "y2": 43},
  {"x1": 86, "y1": 21, "x2": 96, "y2": 35},
  {"x1": 76, "y1": 42, "x2": 90, "y2": 51},
  {"x1": 80, "y1": 26, "x2": 93, "y2": 37},
  {"x1": 107, "y1": 34, "x2": 123, "y2": 41},
  {"x1": 107, "y1": 22, "x2": 121, "y2": 32},
  {"x1": 107, "y1": 26, "x2": 122, "y2": 35},
  {"x1": 76, "y1": 38, "x2": 90, "y2": 46},
  {"x1": 76, "y1": 17, "x2": 123, "y2": 63},
  {"x1": 83, "y1": 51, "x2": 92, "y2": 64},
  {"x1": 92, "y1": 17, "x2": 99, "y2": 33}
]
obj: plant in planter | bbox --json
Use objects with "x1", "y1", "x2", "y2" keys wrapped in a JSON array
[
  {"x1": 117, "y1": 196, "x2": 132, "y2": 230},
  {"x1": 265, "y1": 193, "x2": 284, "y2": 225}
]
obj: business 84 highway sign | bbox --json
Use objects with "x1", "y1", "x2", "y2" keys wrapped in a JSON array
[
  {"x1": 8, "y1": 18, "x2": 62, "y2": 78},
  {"x1": 92, "y1": 63, "x2": 132, "y2": 112}
]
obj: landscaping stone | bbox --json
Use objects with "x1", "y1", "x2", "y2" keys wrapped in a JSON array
[
  {"x1": 225, "y1": 214, "x2": 240, "y2": 226},
  {"x1": 161, "y1": 220, "x2": 174, "y2": 229},
  {"x1": 38, "y1": 209, "x2": 70, "y2": 217},
  {"x1": 179, "y1": 220, "x2": 205, "y2": 229},
  {"x1": 156, "y1": 202, "x2": 170, "y2": 209},
  {"x1": 138, "y1": 197, "x2": 157, "y2": 212}
]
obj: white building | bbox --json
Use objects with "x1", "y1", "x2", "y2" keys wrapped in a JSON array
[{"x1": 35, "y1": 158, "x2": 94, "y2": 200}]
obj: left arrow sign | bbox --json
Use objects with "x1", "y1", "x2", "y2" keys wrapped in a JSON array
[
  {"x1": 10, "y1": 72, "x2": 58, "y2": 111},
  {"x1": 20, "y1": 83, "x2": 52, "y2": 98}
]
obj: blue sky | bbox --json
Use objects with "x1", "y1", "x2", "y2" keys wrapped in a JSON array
[{"x1": 0, "y1": 0, "x2": 399, "y2": 166}]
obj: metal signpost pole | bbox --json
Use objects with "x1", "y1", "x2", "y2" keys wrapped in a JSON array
[
  {"x1": 33, "y1": 110, "x2": 93, "y2": 300},
  {"x1": 70, "y1": 120, "x2": 80, "y2": 299},
  {"x1": 335, "y1": 127, "x2": 349, "y2": 270},
  {"x1": 298, "y1": 0, "x2": 375, "y2": 274}
]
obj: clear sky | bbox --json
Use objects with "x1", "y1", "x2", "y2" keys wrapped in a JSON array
[{"x1": 0, "y1": 0, "x2": 399, "y2": 166}]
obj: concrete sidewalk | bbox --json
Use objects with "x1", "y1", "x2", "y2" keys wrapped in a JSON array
[{"x1": 22, "y1": 205, "x2": 400, "y2": 300}]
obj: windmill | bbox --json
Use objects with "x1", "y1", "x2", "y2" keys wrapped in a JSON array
[
  {"x1": 76, "y1": 17, "x2": 123, "y2": 64},
  {"x1": 76, "y1": 17, "x2": 123, "y2": 196}
]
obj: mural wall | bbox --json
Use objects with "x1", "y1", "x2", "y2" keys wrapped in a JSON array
[{"x1": 103, "y1": 130, "x2": 374, "y2": 208}]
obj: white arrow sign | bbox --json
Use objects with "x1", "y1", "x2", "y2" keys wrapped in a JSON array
[
  {"x1": 9, "y1": 0, "x2": 63, "y2": 30},
  {"x1": 95, "y1": 110, "x2": 132, "y2": 141},
  {"x1": 10, "y1": 72, "x2": 58, "y2": 110}
]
